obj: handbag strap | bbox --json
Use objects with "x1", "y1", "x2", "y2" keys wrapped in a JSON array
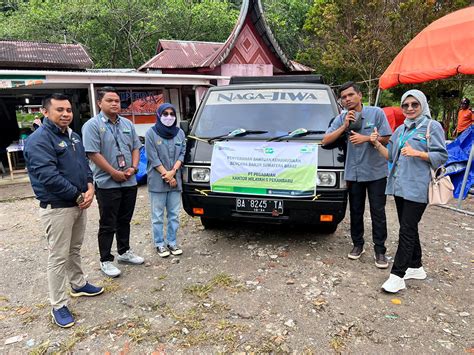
[
  {"x1": 424, "y1": 119, "x2": 439, "y2": 179},
  {"x1": 426, "y1": 119, "x2": 433, "y2": 152}
]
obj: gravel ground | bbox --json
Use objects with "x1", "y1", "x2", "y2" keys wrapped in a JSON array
[{"x1": 0, "y1": 183, "x2": 472, "y2": 354}]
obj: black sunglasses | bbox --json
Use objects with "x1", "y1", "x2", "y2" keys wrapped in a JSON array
[
  {"x1": 401, "y1": 102, "x2": 420, "y2": 110},
  {"x1": 162, "y1": 111, "x2": 175, "y2": 117}
]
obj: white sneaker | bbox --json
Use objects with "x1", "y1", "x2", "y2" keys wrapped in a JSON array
[
  {"x1": 404, "y1": 267, "x2": 427, "y2": 280},
  {"x1": 100, "y1": 261, "x2": 121, "y2": 278},
  {"x1": 117, "y1": 250, "x2": 145, "y2": 265},
  {"x1": 381, "y1": 274, "x2": 406, "y2": 293}
]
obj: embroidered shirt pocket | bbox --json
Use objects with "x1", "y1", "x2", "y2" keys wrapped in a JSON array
[
  {"x1": 362, "y1": 122, "x2": 375, "y2": 134},
  {"x1": 413, "y1": 133, "x2": 427, "y2": 144}
]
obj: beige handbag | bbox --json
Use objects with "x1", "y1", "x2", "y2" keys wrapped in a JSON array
[
  {"x1": 426, "y1": 120, "x2": 454, "y2": 206},
  {"x1": 428, "y1": 166, "x2": 454, "y2": 205}
]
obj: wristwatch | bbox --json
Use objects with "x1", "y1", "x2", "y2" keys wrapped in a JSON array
[{"x1": 132, "y1": 166, "x2": 139, "y2": 174}]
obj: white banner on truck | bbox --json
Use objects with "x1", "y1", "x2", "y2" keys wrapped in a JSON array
[{"x1": 206, "y1": 89, "x2": 331, "y2": 105}]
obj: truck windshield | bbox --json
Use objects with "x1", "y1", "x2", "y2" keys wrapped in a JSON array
[{"x1": 193, "y1": 88, "x2": 337, "y2": 138}]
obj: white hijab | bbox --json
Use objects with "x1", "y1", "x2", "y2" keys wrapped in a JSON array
[{"x1": 400, "y1": 89, "x2": 431, "y2": 119}]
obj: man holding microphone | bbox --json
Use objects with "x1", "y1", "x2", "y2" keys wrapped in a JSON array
[{"x1": 322, "y1": 82, "x2": 392, "y2": 268}]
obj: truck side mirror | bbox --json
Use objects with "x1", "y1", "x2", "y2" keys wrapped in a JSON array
[{"x1": 180, "y1": 120, "x2": 190, "y2": 135}]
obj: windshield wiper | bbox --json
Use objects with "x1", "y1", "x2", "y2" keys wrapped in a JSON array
[
  {"x1": 267, "y1": 128, "x2": 326, "y2": 142},
  {"x1": 207, "y1": 128, "x2": 268, "y2": 144}
]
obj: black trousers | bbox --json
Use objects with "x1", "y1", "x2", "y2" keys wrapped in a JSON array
[
  {"x1": 391, "y1": 196, "x2": 427, "y2": 278},
  {"x1": 348, "y1": 177, "x2": 387, "y2": 254},
  {"x1": 96, "y1": 186, "x2": 138, "y2": 262}
]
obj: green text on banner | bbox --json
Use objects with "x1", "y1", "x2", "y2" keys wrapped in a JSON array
[{"x1": 210, "y1": 141, "x2": 318, "y2": 197}]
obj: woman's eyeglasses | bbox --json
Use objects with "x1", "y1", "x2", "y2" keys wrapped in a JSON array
[
  {"x1": 401, "y1": 102, "x2": 420, "y2": 110},
  {"x1": 162, "y1": 111, "x2": 175, "y2": 117}
]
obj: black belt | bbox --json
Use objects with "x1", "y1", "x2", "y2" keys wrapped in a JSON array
[{"x1": 40, "y1": 201, "x2": 77, "y2": 209}]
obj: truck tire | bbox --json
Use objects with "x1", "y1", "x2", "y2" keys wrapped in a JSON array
[
  {"x1": 200, "y1": 217, "x2": 221, "y2": 229},
  {"x1": 318, "y1": 223, "x2": 338, "y2": 234}
]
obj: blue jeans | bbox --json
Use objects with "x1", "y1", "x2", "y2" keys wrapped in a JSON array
[{"x1": 149, "y1": 191, "x2": 181, "y2": 248}]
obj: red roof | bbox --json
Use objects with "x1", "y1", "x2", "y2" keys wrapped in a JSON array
[
  {"x1": 139, "y1": 0, "x2": 312, "y2": 73},
  {"x1": 0, "y1": 40, "x2": 93, "y2": 70},
  {"x1": 139, "y1": 40, "x2": 221, "y2": 70}
]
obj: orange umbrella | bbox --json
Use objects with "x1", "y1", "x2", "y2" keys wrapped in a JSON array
[{"x1": 379, "y1": 6, "x2": 474, "y2": 90}]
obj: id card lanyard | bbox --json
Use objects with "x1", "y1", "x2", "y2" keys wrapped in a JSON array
[
  {"x1": 104, "y1": 118, "x2": 122, "y2": 153},
  {"x1": 101, "y1": 113, "x2": 127, "y2": 170},
  {"x1": 398, "y1": 118, "x2": 426, "y2": 150},
  {"x1": 392, "y1": 118, "x2": 426, "y2": 178}
]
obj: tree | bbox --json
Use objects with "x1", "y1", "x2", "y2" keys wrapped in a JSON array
[
  {"x1": 0, "y1": 0, "x2": 239, "y2": 68},
  {"x1": 299, "y1": 0, "x2": 470, "y2": 104},
  {"x1": 262, "y1": 0, "x2": 312, "y2": 59}
]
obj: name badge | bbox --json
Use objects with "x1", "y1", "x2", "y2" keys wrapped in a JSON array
[{"x1": 116, "y1": 154, "x2": 126, "y2": 169}]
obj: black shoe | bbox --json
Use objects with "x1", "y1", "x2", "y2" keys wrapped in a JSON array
[
  {"x1": 156, "y1": 246, "x2": 170, "y2": 258},
  {"x1": 375, "y1": 253, "x2": 389, "y2": 269},
  {"x1": 348, "y1": 246, "x2": 365, "y2": 260},
  {"x1": 167, "y1": 244, "x2": 183, "y2": 256}
]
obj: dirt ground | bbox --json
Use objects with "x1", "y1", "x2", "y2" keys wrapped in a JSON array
[{"x1": 0, "y1": 183, "x2": 472, "y2": 354}]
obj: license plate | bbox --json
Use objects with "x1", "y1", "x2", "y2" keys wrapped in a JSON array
[{"x1": 235, "y1": 198, "x2": 284, "y2": 214}]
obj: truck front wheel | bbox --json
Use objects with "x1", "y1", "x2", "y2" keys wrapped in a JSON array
[
  {"x1": 200, "y1": 217, "x2": 221, "y2": 229},
  {"x1": 318, "y1": 223, "x2": 338, "y2": 234}
]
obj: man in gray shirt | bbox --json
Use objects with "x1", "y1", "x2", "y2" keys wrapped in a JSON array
[
  {"x1": 82, "y1": 86, "x2": 144, "y2": 277},
  {"x1": 322, "y1": 82, "x2": 392, "y2": 268}
]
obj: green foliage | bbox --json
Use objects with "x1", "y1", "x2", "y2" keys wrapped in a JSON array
[
  {"x1": 0, "y1": 0, "x2": 239, "y2": 68},
  {"x1": 16, "y1": 112, "x2": 35, "y2": 124},
  {"x1": 0, "y1": 0, "x2": 471, "y2": 122},
  {"x1": 262, "y1": 0, "x2": 312, "y2": 58},
  {"x1": 299, "y1": 0, "x2": 471, "y2": 105}
]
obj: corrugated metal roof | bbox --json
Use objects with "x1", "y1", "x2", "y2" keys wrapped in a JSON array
[
  {"x1": 0, "y1": 40, "x2": 93, "y2": 70},
  {"x1": 138, "y1": 40, "x2": 222, "y2": 70},
  {"x1": 290, "y1": 60, "x2": 313, "y2": 72}
]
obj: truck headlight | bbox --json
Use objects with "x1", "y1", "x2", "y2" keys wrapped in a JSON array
[
  {"x1": 191, "y1": 167, "x2": 210, "y2": 182},
  {"x1": 317, "y1": 171, "x2": 337, "y2": 187}
]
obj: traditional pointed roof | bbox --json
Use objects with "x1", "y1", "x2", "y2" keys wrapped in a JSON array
[{"x1": 138, "y1": 0, "x2": 311, "y2": 73}]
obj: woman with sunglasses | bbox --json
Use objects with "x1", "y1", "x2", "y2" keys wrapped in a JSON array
[
  {"x1": 370, "y1": 89, "x2": 448, "y2": 293},
  {"x1": 145, "y1": 103, "x2": 186, "y2": 258}
]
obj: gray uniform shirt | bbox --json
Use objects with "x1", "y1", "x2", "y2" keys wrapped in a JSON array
[
  {"x1": 326, "y1": 106, "x2": 392, "y2": 182},
  {"x1": 386, "y1": 116, "x2": 448, "y2": 203},
  {"x1": 145, "y1": 127, "x2": 186, "y2": 193},
  {"x1": 82, "y1": 113, "x2": 142, "y2": 189}
]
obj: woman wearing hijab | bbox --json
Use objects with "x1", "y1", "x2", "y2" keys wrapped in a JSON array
[
  {"x1": 370, "y1": 90, "x2": 448, "y2": 293},
  {"x1": 145, "y1": 103, "x2": 186, "y2": 258}
]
